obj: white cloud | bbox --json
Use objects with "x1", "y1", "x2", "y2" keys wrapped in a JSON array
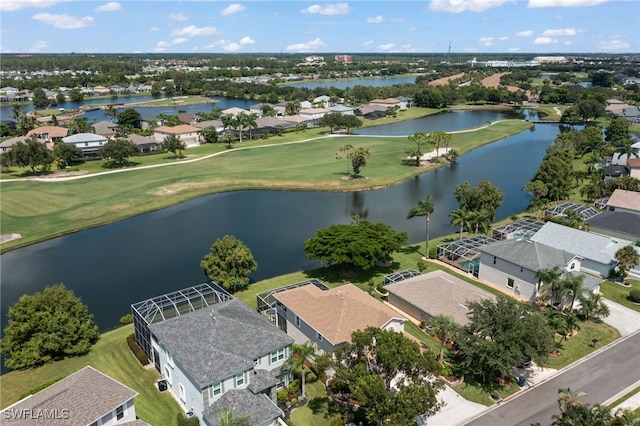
[
  {"x1": 301, "y1": 3, "x2": 350, "y2": 15},
  {"x1": 285, "y1": 38, "x2": 327, "y2": 52},
  {"x1": 378, "y1": 43, "x2": 396, "y2": 51},
  {"x1": 508, "y1": 47, "x2": 521, "y2": 52},
  {"x1": 29, "y1": 40, "x2": 49, "y2": 52},
  {"x1": 363, "y1": 40, "x2": 374, "y2": 46},
  {"x1": 204, "y1": 39, "x2": 229, "y2": 49},
  {"x1": 542, "y1": 28, "x2": 577, "y2": 36},
  {"x1": 389, "y1": 17, "x2": 405, "y2": 23},
  {"x1": 153, "y1": 37, "x2": 188, "y2": 52},
  {"x1": 478, "y1": 36, "x2": 495, "y2": 46},
  {"x1": 367, "y1": 15, "x2": 383, "y2": 24},
  {"x1": 171, "y1": 25, "x2": 219, "y2": 37},
  {"x1": 429, "y1": 0, "x2": 511, "y2": 13},
  {"x1": 597, "y1": 39, "x2": 631, "y2": 50},
  {"x1": 239, "y1": 36, "x2": 255, "y2": 45},
  {"x1": 223, "y1": 42, "x2": 242, "y2": 52},
  {"x1": 1, "y1": 0, "x2": 70, "y2": 12},
  {"x1": 95, "y1": 2, "x2": 120, "y2": 12},
  {"x1": 528, "y1": 0, "x2": 609, "y2": 8},
  {"x1": 221, "y1": 4, "x2": 246, "y2": 16},
  {"x1": 533, "y1": 36, "x2": 555, "y2": 44},
  {"x1": 32, "y1": 13, "x2": 93, "y2": 29},
  {"x1": 516, "y1": 30, "x2": 534, "y2": 37},
  {"x1": 498, "y1": 36, "x2": 508, "y2": 41},
  {"x1": 168, "y1": 12, "x2": 188, "y2": 21},
  {"x1": 150, "y1": 27, "x2": 159, "y2": 32}
]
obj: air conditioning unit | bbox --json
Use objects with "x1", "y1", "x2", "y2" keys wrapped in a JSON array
[{"x1": 157, "y1": 379, "x2": 168, "y2": 391}]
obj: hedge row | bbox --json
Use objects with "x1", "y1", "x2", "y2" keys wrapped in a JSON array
[{"x1": 126, "y1": 333, "x2": 149, "y2": 366}]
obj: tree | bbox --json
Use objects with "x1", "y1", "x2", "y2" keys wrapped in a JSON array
[
  {"x1": 53, "y1": 141, "x2": 82, "y2": 168},
  {"x1": 105, "y1": 105, "x2": 118, "y2": 122},
  {"x1": 116, "y1": 108, "x2": 142, "y2": 131},
  {"x1": 577, "y1": 291, "x2": 610, "y2": 322},
  {"x1": 427, "y1": 130, "x2": 453, "y2": 159},
  {"x1": 453, "y1": 181, "x2": 504, "y2": 222},
  {"x1": 558, "y1": 273, "x2": 584, "y2": 310},
  {"x1": 68, "y1": 87, "x2": 84, "y2": 103},
  {"x1": 536, "y1": 266, "x2": 563, "y2": 305},
  {"x1": 429, "y1": 314, "x2": 459, "y2": 363},
  {"x1": 319, "y1": 112, "x2": 343, "y2": 133},
  {"x1": 350, "y1": 146, "x2": 370, "y2": 178},
  {"x1": 615, "y1": 245, "x2": 640, "y2": 278},
  {"x1": 162, "y1": 134, "x2": 187, "y2": 158},
  {"x1": 11, "y1": 137, "x2": 53, "y2": 173},
  {"x1": 551, "y1": 388, "x2": 640, "y2": 426},
  {"x1": 331, "y1": 327, "x2": 443, "y2": 425},
  {"x1": 342, "y1": 114, "x2": 363, "y2": 134},
  {"x1": 222, "y1": 114, "x2": 236, "y2": 146},
  {"x1": 200, "y1": 235, "x2": 258, "y2": 293},
  {"x1": 449, "y1": 208, "x2": 471, "y2": 239},
  {"x1": 407, "y1": 195, "x2": 434, "y2": 255},
  {"x1": 99, "y1": 138, "x2": 139, "y2": 166},
  {"x1": 286, "y1": 342, "x2": 315, "y2": 400},
  {"x1": 456, "y1": 296, "x2": 555, "y2": 384},
  {"x1": 32, "y1": 87, "x2": 50, "y2": 109},
  {"x1": 405, "y1": 131, "x2": 430, "y2": 167},
  {"x1": 200, "y1": 126, "x2": 219, "y2": 144},
  {"x1": 68, "y1": 116, "x2": 91, "y2": 134},
  {"x1": 215, "y1": 408, "x2": 250, "y2": 426},
  {"x1": 0, "y1": 283, "x2": 100, "y2": 369},
  {"x1": 447, "y1": 148, "x2": 459, "y2": 164},
  {"x1": 605, "y1": 117, "x2": 632, "y2": 148},
  {"x1": 244, "y1": 113, "x2": 258, "y2": 141},
  {"x1": 304, "y1": 221, "x2": 408, "y2": 270},
  {"x1": 336, "y1": 144, "x2": 354, "y2": 175},
  {"x1": 531, "y1": 150, "x2": 574, "y2": 202}
]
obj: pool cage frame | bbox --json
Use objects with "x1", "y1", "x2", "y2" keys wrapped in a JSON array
[
  {"x1": 383, "y1": 269, "x2": 422, "y2": 286},
  {"x1": 131, "y1": 282, "x2": 232, "y2": 360},
  {"x1": 437, "y1": 235, "x2": 498, "y2": 276},
  {"x1": 544, "y1": 202, "x2": 602, "y2": 221},
  {"x1": 491, "y1": 218, "x2": 545, "y2": 241}
]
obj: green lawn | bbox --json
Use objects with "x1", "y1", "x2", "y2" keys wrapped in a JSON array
[
  {"x1": 601, "y1": 279, "x2": 640, "y2": 313},
  {"x1": 290, "y1": 380, "x2": 343, "y2": 426},
  {"x1": 543, "y1": 320, "x2": 620, "y2": 369},
  {"x1": 0, "y1": 325, "x2": 183, "y2": 426},
  {"x1": 1, "y1": 119, "x2": 532, "y2": 252}
]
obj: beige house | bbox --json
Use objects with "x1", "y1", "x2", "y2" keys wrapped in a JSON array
[
  {"x1": 628, "y1": 158, "x2": 640, "y2": 180},
  {"x1": 153, "y1": 124, "x2": 201, "y2": 147},
  {"x1": 273, "y1": 283, "x2": 406, "y2": 353},
  {"x1": 26, "y1": 126, "x2": 69, "y2": 145},
  {"x1": 606, "y1": 189, "x2": 640, "y2": 215}
]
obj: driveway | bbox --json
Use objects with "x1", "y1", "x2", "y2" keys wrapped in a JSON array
[
  {"x1": 602, "y1": 299, "x2": 640, "y2": 337},
  {"x1": 426, "y1": 385, "x2": 487, "y2": 426}
]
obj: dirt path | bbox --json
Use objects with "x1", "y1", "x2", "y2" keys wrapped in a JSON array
[{"x1": 429, "y1": 72, "x2": 466, "y2": 86}]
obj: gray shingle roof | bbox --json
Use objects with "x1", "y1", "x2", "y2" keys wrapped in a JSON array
[
  {"x1": 479, "y1": 238, "x2": 576, "y2": 271},
  {"x1": 203, "y1": 389, "x2": 283, "y2": 426},
  {"x1": 149, "y1": 299, "x2": 293, "y2": 388},
  {"x1": 62, "y1": 132, "x2": 107, "y2": 143},
  {"x1": 587, "y1": 211, "x2": 640, "y2": 238},
  {"x1": 1, "y1": 366, "x2": 137, "y2": 426},
  {"x1": 247, "y1": 369, "x2": 278, "y2": 394}
]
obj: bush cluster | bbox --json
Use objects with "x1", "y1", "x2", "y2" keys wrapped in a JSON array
[
  {"x1": 176, "y1": 413, "x2": 199, "y2": 426},
  {"x1": 629, "y1": 289, "x2": 640, "y2": 303},
  {"x1": 126, "y1": 334, "x2": 149, "y2": 366}
]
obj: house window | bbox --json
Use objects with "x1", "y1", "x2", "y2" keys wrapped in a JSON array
[
  {"x1": 116, "y1": 405, "x2": 124, "y2": 420},
  {"x1": 235, "y1": 372, "x2": 245, "y2": 386},
  {"x1": 317, "y1": 332, "x2": 323, "y2": 342},
  {"x1": 213, "y1": 382, "x2": 222, "y2": 396},
  {"x1": 570, "y1": 263, "x2": 575, "y2": 270},
  {"x1": 179, "y1": 383, "x2": 186, "y2": 402},
  {"x1": 276, "y1": 374, "x2": 286, "y2": 390},
  {"x1": 493, "y1": 256, "x2": 497, "y2": 265},
  {"x1": 164, "y1": 365, "x2": 172, "y2": 385},
  {"x1": 271, "y1": 348, "x2": 285, "y2": 364},
  {"x1": 295, "y1": 315, "x2": 300, "y2": 326},
  {"x1": 507, "y1": 278, "x2": 515, "y2": 289},
  {"x1": 520, "y1": 266, "x2": 524, "y2": 273}
]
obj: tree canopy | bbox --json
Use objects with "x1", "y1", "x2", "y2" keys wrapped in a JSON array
[
  {"x1": 456, "y1": 296, "x2": 555, "y2": 384},
  {"x1": 200, "y1": 235, "x2": 258, "y2": 293},
  {"x1": 99, "y1": 138, "x2": 139, "y2": 166},
  {"x1": 453, "y1": 180, "x2": 504, "y2": 222},
  {"x1": 10, "y1": 137, "x2": 53, "y2": 173},
  {"x1": 331, "y1": 327, "x2": 443, "y2": 425},
  {"x1": 304, "y1": 220, "x2": 408, "y2": 270},
  {"x1": 0, "y1": 283, "x2": 100, "y2": 369}
]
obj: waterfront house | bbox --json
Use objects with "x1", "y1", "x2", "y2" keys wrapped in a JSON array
[
  {"x1": 0, "y1": 366, "x2": 140, "y2": 426},
  {"x1": 126, "y1": 133, "x2": 162, "y2": 153},
  {"x1": 91, "y1": 121, "x2": 119, "y2": 138},
  {"x1": 273, "y1": 283, "x2": 406, "y2": 353},
  {"x1": 62, "y1": 132, "x2": 108, "y2": 159},
  {"x1": 153, "y1": 124, "x2": 201, "y2": 147},
  {"x1": 26, "y1": 126, "x2": 69, "y2": 145}
]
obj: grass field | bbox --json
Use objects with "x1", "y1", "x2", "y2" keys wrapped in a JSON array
[
  {"x1": 543, "y1": 320, "x2": 620, "y2": 369},
  {"x1": 0, "y1": 325, "x2": 183, "y2": 425},
  {"x1": 0, "y1": 119, "x2": 531, "y2": 252},
  {"x1": 601, "y1": 279, "x2": 640, "y2": 312}
]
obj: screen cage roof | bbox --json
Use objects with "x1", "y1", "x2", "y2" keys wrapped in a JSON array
[
  {"x1": 545, "y1": 202, "x2": 601, "y2": 220},
  {"x1": 384, "y1": 269, "x2": 422, "y2": 285},
  {"x1": 492, "y1": 218, "x2": 545, "y2": 240}
]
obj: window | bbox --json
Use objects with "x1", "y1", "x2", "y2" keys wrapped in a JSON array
[
  {"x1": 164, "y1": 365, "x2": 172, "y2": 385},
  {"x1": 570, "y1": 263, "x2": 575, "y2": 270},
  {"x1": 276, "y1": 374, "x2": 286, "y2": 390},
  {"x1": 295, "y1": 315, "x2": 300, "y2": 326},
  {"x1": 493, "y1": 256, "x2": 497, "y2": 265},
  {"x1": 520, "y1": 266, "x2": 524, "y2": 273},
  {"x1": 116, "y1": 405, "x2": 124, "y2": 420},
  {"x1": 213, "y1": 382, "x2": 222, "y2": 396},
  {"x1": 507, "y1": 278, "x2": 515, "y2": 289},
  {"x1": 317, "y1": 332, "x2": 323, "y2": 342},
  {"x1": 179, "y1": 383, "x2": 186, "y2": 402},
  {"x1": 235, "y1": 372, "x2": 245, "y2": 386},
  {"x1": 271, "y1": 348, "x2": 285, "y2": 363}
]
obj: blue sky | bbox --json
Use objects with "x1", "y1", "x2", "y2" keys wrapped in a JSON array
[{"x1": 0, "y1": 0, "x2": 637, "y2": 54}]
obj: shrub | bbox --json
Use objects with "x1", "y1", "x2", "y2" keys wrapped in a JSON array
[
  {"x1": 288, "y1": 379, "x2": 300, "y2": 394},
  {"x1": 420, "y1": 320, "x2": 427, "y2": 329},
  {"x1": 126, "y1": 334, "x2": 149, "y2": 366},
  {"x1": 429, "y1": 247, "x2": 437, "y2": 259},
  {"x1": 176, "y1": 413, "x2": 200, "y2": 426},
  {"x1": 120, "y1": 313, "x2": 133, "y2": 325},
  {"x1": 416, "y1": 259, "x2": 428, "y2": 272},
  {"x1": 277, "y1": 389, "x2": 289, "y2": 403},
  {"x1": 376, "y1": 283, "x2": 387, "y2": 294},
  {"x1": 629, "y1": 289, "x2": 640, "y2": 303}
]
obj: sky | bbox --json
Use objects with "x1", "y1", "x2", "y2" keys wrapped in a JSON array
[{"x1": 0, "y1": 0, "x2": 638, "y2": 55}]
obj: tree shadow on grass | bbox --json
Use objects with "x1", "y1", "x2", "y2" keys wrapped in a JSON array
[
  {"x1": 303, "y1": 263, "x2": 398, "y2": 286},
  {"x1": 307, "y1": 396, "x2": 344, "y2": 418},
  {"x1": 101, "y1": 161, "x2": 141, "y2": 169}
]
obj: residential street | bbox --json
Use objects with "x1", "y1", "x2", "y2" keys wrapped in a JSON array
[{"x1": 463, "y1": 330, "x2": 640, "y2": 426}]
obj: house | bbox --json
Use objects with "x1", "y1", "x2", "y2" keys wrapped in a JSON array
[
  {"x1": 91, "y1": 121, "x2": 119, "y2": 137},
  {"x1": 0, "y1": 366, "x2": 141, "y2": 426},
  {"x1": 153, "y1": 124, "x2": 201, "y2": 147},
  {"x1": 355, "y1": 104, "x2": 389, "y2": 119},
  {"x1": 26, "y1": 126, "x2": 69, "y2": 144},
  {"x1": 273, "y1": 283, "x2": 406, "y2": 353},
  {"x1": 385, "y1": 269, "x2": 496, "y2": 325},
  {"x1": 298, "y1": 107, "x2": 328, "y2": 120},
  {"x1": 177, "y1": 112, "x2": 198, "y2": 125},
  {"x1": 587, "y1": 211, "x2": 640, "y2": 242},
  {"x1": 606, "y1": 189, "x2": 640, "y2": 215},
  {"x1": 369, "y1": 98, "x2": 403, "y2": 109},
  {"x1": 0, "y1": 135, "x2": 28, "y2": 152},
  {"x1": 478, "y1": 238, "x2": 593, "y2": 302},
  {"x1": 629, "y1": 158, "x2": 640, "y2": 179},
  {"x1": 194, "y1": 119, "x2": 224, "y2": 134},
  {"x1": 530, "y1": 222, "x2": 624, "y2": 277},
  {"x1": 220, "y1": 107, "x2": 249, "y2": 117},
  {"x1": 202, "y1": 389, "x2": 284, "y2": 426},
  {"x1": 328, "y1": 105, "x2": 355, "y2": 115},
  {"x1": 394, "y1": 96, "x2": 414, "y2": 109},
  {"x1": 62, "y1": 133, "x2": 108, "y2": 159},
  {"x1": 312, "y1": 95, "x2": 330, "y2": 107},
  {"x1": 133, "y1": 285, "x2": 293, "y2": 425},
  {"x1": 126, "y1": 133, "x2": 162, "y2": 154}
]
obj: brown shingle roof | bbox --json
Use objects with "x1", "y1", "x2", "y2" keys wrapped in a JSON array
[
  {"x1": 628, "y1": 158, "x2": 640, "y2": 168},
  {"x1": 607, "y1": 189, "x2": 640, "y2": 212},
  {"x1": 1, "y1": 366, "x2": 137, "y2": 426},
  {"x1": 26, "y1": 126, "x2": 69, "y2": 139},
  {"x1": 274, "y1": 283, "x2": 405, "y2": 346}
]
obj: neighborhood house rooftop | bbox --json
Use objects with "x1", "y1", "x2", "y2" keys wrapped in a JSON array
[{"x1": 256, "y1": 279, "x2": 329, "y2": 314}]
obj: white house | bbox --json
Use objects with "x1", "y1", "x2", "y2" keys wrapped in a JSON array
[
  {"x1": 1, "y1": 366, "x2": 141, "y2": 426},
  {"x1": 62, "y1": 133, "x2": 108, "y2": 159}
]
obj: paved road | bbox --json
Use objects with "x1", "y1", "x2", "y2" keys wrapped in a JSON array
[{"x1": 464, "y1": 330, "x2": 640, "y2": 426}]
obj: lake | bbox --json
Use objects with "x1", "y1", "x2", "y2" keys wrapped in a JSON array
[{"x1": 0, "y1": 111, "x2": 562, "y2": 332}]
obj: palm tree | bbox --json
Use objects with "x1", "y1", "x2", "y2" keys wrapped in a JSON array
[
  {"x1": 468, "y1": 209, "x2": 492, "y2": 235},
  {"x1": 234, "y1": 113, "x2": 248, "y2": 143},
  {"x1": 244, "y1": 113, "x2": 258, "y2": 141},
  {"x1": 286, "y1": 342, "x2": 315, "y2": 400},
  {"x1": 407, "y1": 195, "x2": 434, "y2": 256},
  {"x1": 557, "y1": 388, "x2": 587, "y2": 413},
  {"x1": 427, "y1": 130, "x2": 453, "y2": 159},
  {"x1": 535, "y1": 266, "x2": 563, "y2": 305},
  {"x1": 449, "y1": 208, "x2": 471, "y2": 239},
  {"x1": 222, "y1": 114, "x2": 235, "y2": 142},
  {"x1": 429, "y1": 314, "x2": 459, "y2": 363},
  {"x1": 558, "y1": 273, "x2": 584, "y2": 310},
  {"x1": 615, "y1": 245, "x2": 640, "y2": 278},
  {"x1": 216, "y1": 407, "x2": 250, "y2": 426},
  {"x1": 578, "y1": 292, "x2": 610, "y2": 322},
  {"x1": 105, "y1": 105, "x2": 118, "y2": 122}
]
